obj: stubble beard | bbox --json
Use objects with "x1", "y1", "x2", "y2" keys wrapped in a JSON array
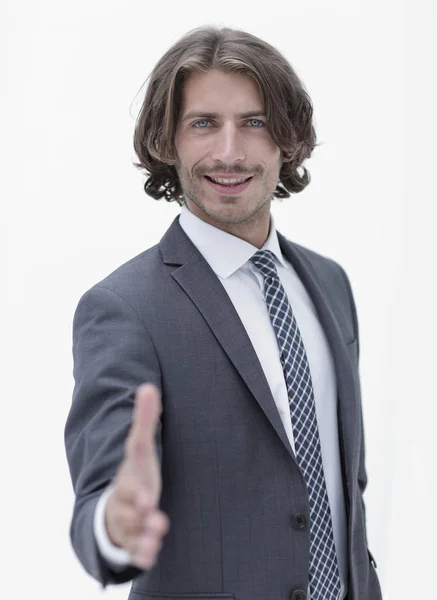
[{"x1": 177, "y1": 168, "x2": 277, "y2": 226}]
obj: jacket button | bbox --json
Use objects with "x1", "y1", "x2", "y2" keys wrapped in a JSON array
[
  {"x1": 291, "y1": 513, "x2": 307, "y2": 529},
  {"x1": 291, "y1": 590, "x2": 307, "y2": 600}
]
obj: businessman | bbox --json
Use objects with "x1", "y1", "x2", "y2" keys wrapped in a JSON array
[{"x1": 65, "y1": 25, "x2": 383, "y2": 600}]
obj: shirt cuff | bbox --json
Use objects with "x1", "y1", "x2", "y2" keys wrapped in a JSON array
[{"x1": 94, "y1": 483, "x2": 132, "y2": 569}]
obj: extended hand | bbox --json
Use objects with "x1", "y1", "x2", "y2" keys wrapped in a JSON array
[{"x1": 105, "y1": 383, "x2": 170, "y2": 569}]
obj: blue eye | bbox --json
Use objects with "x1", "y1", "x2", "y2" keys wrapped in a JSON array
[
  {"x1": 193, "y1": 120, "x2": 210, "y2": 128},
  {"x1": 192, "y1": 119, "x2": 265, "y2": 128},
  {"x1": 247, "y1": 119, "x2": 265, "y2": 128}
]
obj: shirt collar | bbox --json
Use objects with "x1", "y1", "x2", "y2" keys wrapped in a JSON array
[{"x1": 179, "y1": 203, "x2": 287, "y2": 279}]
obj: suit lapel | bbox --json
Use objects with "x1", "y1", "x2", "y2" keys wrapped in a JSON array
[{"x1": 160, "y1": 217, "x2": 358, "y2": 481}]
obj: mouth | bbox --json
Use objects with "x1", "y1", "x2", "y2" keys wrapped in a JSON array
[{"x1": 204, "y1": 175, "x2": 253, "y2": 195}]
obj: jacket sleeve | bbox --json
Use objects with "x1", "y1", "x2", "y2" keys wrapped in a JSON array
[{"x1": 64, "y1": 284, "x2": 162, "y2": 587}]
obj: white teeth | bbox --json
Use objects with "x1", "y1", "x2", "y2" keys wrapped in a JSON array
[{"x1": 210, "y1": 176, "x2": 249, "y2": 184}]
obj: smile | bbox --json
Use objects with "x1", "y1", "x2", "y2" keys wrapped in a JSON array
[{"x1": 204, "y1": 176, "x2": 253, "y2": 195}]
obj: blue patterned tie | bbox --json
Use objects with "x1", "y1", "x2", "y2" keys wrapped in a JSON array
[{"x1": 250, "y1": 249, "x2": 341, "y2": 600}]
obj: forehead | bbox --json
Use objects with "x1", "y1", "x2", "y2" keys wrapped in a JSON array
[{"x1": 180, "y1": 69, "x2": 262, "y2": 113}]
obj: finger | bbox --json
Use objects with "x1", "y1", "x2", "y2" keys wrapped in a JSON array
[
  {"x1": 129, "y1": 533, "x2": 163, "y2": 570},
  {"x1": 112, "y1": 504, "x2": 148, "y2": 537},
  {"x1": 144, "y1": 510, "x2": 170, "y2": 538},
  {"x1": 114, "y1": 465, "x2": 152, "y2": 508},
  {"x1": 114, "y1": 469, "x2": 156, "y2": 523},
  {"x1": 123, "y1": 512, "x2": 169, "y2": 569},
  {"x1": 134, "y1": 487, "x2": 155, "y2": 515},
  {"x1": 125, "y1": 383, "x2": 162, "y2": 469},
  {"x1": 124, "y1": 519, "x2": 166, "y2": 554},
  {"x1": 113, "y1": 468, "x2": 142, "y2": 504}
]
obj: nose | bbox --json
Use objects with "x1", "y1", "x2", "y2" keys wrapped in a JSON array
[{"x1": 210, "y1": 123, "x2": 247, "y2": 164}]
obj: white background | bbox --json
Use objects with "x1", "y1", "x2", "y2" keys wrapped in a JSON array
[{"x1": 3, "y1": 1, "x2": 436, "y2": 599}]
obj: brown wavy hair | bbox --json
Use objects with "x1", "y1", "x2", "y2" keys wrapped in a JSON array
[{"x1": 133, "y1": 25, "x2": 318, "y2": 205}]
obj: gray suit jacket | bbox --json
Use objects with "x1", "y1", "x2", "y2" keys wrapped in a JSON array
[{"x1": 64, "y1": 214, "x2": 383, "y2": 600}]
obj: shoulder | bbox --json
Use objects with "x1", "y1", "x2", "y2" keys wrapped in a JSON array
[
  {"x1": 74, "y1": 243, "x2": 166, "y2": 318},
  {"x1": 279, "y1": 232, "x2": 349, "y2": 286},
  {"x1": 99, "y1": 243, "x2": 162, "y2": 290},
  {"x1": 291, "y1": 240, "x2": 341, "y2": 270},
  {"x1": 284, "y1": 237, "x2": 360, "y2": 349},
  {"x1": 279, "y1": 233, "x2": 358, "y2": 333}
]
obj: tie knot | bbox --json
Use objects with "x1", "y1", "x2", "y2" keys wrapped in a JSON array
[{"x1": 250, "y1": 249, "x2": 278, "y2": 280}]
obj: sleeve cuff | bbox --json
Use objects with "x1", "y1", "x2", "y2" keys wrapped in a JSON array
[{"x1": 93, "y1": 483, "x2": 132, "y2": 569}]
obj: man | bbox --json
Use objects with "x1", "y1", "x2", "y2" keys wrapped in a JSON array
[{"x1": 65, "y1": 25, "x2": 383, "y2": 600}]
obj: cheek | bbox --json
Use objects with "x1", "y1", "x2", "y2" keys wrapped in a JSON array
[{"x1": 175, "y1": 143, "x2": 202, "y2": 171}]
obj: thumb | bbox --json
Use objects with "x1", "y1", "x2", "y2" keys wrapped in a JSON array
[{"x1": 125, "y1": 383, "x2": 162, "y2": 471}]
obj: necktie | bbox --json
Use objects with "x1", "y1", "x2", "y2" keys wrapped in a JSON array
[{"x1": 250, "y1": 249, "x2": 341, "y2": 600}]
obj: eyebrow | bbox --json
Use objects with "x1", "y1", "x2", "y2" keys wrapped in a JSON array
[{"x1": 181, "y1": 110, "x2": 266, "y2": 122}]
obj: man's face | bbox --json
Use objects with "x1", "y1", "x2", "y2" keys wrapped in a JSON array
[{"x1": 174, "y1": 69, "x2": 282, "y2": 238}]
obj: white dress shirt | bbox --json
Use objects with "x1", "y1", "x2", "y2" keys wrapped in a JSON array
[{"x1": 93, "y1": 203, "x2": 348, "y2": 599}]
